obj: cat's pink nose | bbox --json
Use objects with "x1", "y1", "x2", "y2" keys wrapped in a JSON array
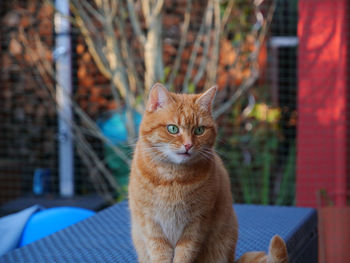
[{"x1": 184, "y1": 144, "x2": 193, "y2": 152}]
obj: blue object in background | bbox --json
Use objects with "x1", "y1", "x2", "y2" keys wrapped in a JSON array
[
  {"x1": 33, "y1": 169, "x2": 51, "y2": 196},
  {"x1": 19, "y1": 207, "x2": 95, "y2": 247},
  {"x1": 98, "y1": 109, "x2": 142, "y2": 145},
  {"x1": 0, "y1": 205, "x2": 42, "y2": 256},
  {"x1": 0, "y1": 202, "x2": 318, "y2": 262},
  {"x1": 97, "y1": 109, "x2": 142, "y2": 199}
]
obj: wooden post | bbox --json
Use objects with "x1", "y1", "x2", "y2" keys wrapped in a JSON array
[
  {"x1": 55, "y1": 0, "x2": 74, "y2": 197},
  {"x1": 297, "y1": 0, "x2": 349, "y2": 207}
]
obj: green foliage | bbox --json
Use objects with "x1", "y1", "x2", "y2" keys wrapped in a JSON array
[
  {"x1": 218, "y1": 95, "x2": 296, "y2": 205},
  {"x1": 276, "y1": 142, "x2": 296, "y2": 205},
  {"x1": 135, "y1": 95, "x2": 144, "y2": 106},
  {"x1": 160, "y1": 66, "x2": 172, "y2": 84},
  {"x1": 249, "y1": 104, "x2": 281, "y2": 124},
  {"x1": 188, "y1": 82, "x2": 196, "y2": 94},
  {"x1": 220, "y1": 0, "x2": 255, "y2": 45},
  {"x1": 104, "y1": 144, "x2": 131, "y2": 201}
]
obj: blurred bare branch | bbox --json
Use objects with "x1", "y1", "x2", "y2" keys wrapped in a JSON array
[
  {"x1": 166, "y1": 0, "x2": 192, "y2": 90},
  {"x1": 213, "y1": 0, "x2": 276, "y2": 118},
  {"x1": 16, "y1": 27, "x2": 130, "y2": 201},
  {"x1": 9, "y1": 0, "x2": 276, "y2": 201}
]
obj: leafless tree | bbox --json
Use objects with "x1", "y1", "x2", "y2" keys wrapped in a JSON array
[
  {"x1": 7, "y1": 0, "x2": 275, "y2": 201},
  {"x1": 69, "y1": 0, "x2": 275, "y2": 135}
]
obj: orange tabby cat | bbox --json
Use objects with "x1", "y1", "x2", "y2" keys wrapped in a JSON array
[{"x1": 129, "y1": 83, "x2": 288, "y2": 263}]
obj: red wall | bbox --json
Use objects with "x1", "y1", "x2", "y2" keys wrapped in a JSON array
[{"x1": 297, "y1": 0, "x2": 349, "y2": 207}]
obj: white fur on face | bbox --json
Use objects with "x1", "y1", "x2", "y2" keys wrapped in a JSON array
[{"x1": 160, "y1": 144, "x2": 195, "y2": 164}]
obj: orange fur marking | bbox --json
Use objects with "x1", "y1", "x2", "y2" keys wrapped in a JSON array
[{"x1": 129, "y1": 83, "x2": 288, "y2": 263}]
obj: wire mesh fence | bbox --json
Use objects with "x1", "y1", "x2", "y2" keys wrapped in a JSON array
[
  {"x1": 0, "y1": 0, "x2": 299, "y2": 207},
  {"x1": 0, "y1": 0, "x2": 348, "y2": 211},
  {"x1": 0, "y1": 1, "x2": 58, "y2": 204},
  {"x1": 217, "y1": 0, "x2": 297, "y2": 205},
  {"x1": 2, "y1": 0, "x2": 350, "y2": 261}
]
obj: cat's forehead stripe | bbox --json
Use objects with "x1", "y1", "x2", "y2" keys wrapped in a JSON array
[
  {"x1": 180, "y1": 115, "x2": 186, "y2": 125},
  {"x1": 174, "y1": 111, "x2": 199, "y2": 127}
]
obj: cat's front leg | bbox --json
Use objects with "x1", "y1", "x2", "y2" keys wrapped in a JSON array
[
  {"x1": 173, "y1": 220, "x2": 206, "y2": 263},
  {"x1": 143, "y1": 219, "x2": 174, "y2": 263}
]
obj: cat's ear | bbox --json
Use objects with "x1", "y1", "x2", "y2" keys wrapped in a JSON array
[
  {"x1": 146, "y1": 83, "x2": 171, "y2": 112},
  {"x1": 196, "y1": 86, "x2": 217, "y2": 113}
]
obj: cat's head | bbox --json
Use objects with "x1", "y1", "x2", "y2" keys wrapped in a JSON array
[{"x1": 139, "y1": 83, "x2": 217, "y2": 165}]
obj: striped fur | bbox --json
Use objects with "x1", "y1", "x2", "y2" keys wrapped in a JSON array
[
  {"x1": 237, "y1": 235, "x2": 288, "y2": 263},
  {"x1": 128, "y1": 83, "x2": 287, "y2": 263}
]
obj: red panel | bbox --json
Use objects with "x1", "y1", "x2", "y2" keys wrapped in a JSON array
[{"x1": 297, "y1": 0, "x2": 348, "y2": 207}]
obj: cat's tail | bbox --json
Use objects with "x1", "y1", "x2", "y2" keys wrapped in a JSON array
[
  {"x1": 236, "y1": 235, "x2": 288, "y2": 263},
  {"x1": 267, "y1": 235, "x2": 288, "y2": 263}
]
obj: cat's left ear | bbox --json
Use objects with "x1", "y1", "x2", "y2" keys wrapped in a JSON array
[
  {"x1": 146, "y1": 83, "x2": 171, "y2": 112},
  {"x1": 196, "y1": 86, "x2": 217, "y2": 113}
]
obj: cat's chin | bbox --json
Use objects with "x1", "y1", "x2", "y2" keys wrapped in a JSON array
[
  {"x1": 161, "y1": 154, "x2": 191, "y2": 165},
  {"x1": 176, "y1": 152, "x2": 191, "y2": 158},
  {"x1": 157, "y1": 151, "x2": 196, "y2": 165},
  {"x1": 173, "y1": 153, "x2": 193, "y2": 164}
]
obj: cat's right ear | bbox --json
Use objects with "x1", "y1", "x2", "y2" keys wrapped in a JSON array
[{"x1": 146, "y1": 83, "x2": 171, "y2": 112}]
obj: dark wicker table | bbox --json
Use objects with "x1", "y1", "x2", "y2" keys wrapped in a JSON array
[{"x1": 0, "y1": 201, "x2": 317, "y2": 263}]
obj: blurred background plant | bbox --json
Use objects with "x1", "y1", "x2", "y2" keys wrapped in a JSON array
[
  {"x1": 0, "y1": 0, "x2": 297, "y2": 204},
  {"x1": 218, "y1": 85, "x2": 296, "y2": 205}
]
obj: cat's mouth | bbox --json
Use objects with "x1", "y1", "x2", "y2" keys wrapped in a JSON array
[
  {"x1": 176, "y1": 152, "x2": 191, "y2": 157},
  {"x1": 168, "y1": 148, "x2": 195, "y2": 163}
]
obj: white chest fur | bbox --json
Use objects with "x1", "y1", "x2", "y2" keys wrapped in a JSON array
[{"x1": 154, "y1": 201, "x2": 188, "y2": 247}]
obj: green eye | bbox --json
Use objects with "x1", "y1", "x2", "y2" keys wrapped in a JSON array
[
  {"x1": 167, "y1": 124, "x2": 179, "y2": 134},
  {"x1": 194, "y1": 126, "x2": 205, "y2": 135}
]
